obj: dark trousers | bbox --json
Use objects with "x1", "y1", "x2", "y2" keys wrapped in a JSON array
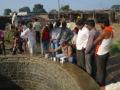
[
  {"x1": 12, "y1": 43, "x2": 23, "y2": 55},
  {"x1": 96, "y1": 53, "x2": 109, "y2": 86},
  {"x1": 42, "y1": 40, "x2": 49, "y2": 54},
  {"x1": 0, "y1": 41, "x2": 5, "y2": 55},
  {"x1": 35, "y1": 31, "x2": 40, "y2": 43},
  {"x1": 85, "y1": 54, "x2": 96, "y2": 79},
  {"x1": 76, "y1": 50, "x2": 85, "y2": 69}
]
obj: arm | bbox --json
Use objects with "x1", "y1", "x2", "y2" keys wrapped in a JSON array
[
  {"x1": 40, "y1": 29, "x2": 43, "y2": 40},
  {"x1": 49, "y1": 46, "x2": 61, "y2": 52},
  {"x1": 66, "y1": 30, "x2": 73, "y2": 42},
  {"x1": 20, "y1": 29, "x2": 28, "y2": 38},
  {"x1": 85, "y1": 34, "x2": 95, "y2": 54},
  {"x1": 54, "y1": 46, "x2": 61, "y2": 52},
  {"x1": 93, "y1": 30, "x2": 106, "y2": 45},
  {"x1": 67, "y1": 46, "x2": 73, "y2": 57}
]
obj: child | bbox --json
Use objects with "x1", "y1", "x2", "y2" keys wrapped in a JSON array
[{"x1": 12, "y1": 32, "x2": 23, "y2": 55}]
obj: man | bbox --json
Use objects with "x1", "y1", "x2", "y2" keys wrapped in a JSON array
[
  {"x1": 59, "y1": 21, "x2": 73, "y2": 44},
  {"x1": 94, "y1": 18, "x2": 113, "y2": 86},
  {"x1": 12, "y1": 12, "x2": 18, "y2": 27},
  {"x1": 21, "y1": 23, "x2": 36, "y2": 56},
  {"x1": 50, "y1": 40, "x2": 76, "y2": 64},
  {"x1": 76, "y1": 18, "x2": 89, "y2": 69},
  {"x1": 85, "y1": 20, "x2": 99, "y2": 78},
  {"x1": 33, "y1": 18, "x2": 41, "y2": 43},
  {"x1": 50, "y1": 20, "x2": 61, "y2": 57},
  {"x1": 12, "y1": 32, "x2": 24, "y2": 55}
]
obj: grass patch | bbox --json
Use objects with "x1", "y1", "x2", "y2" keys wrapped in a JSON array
[{"x1": 110, "y1": 40, "x2": 120, "y2": 56}]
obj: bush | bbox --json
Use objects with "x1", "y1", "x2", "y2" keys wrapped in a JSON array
[{"x1": 110, "y1": 42, "x2": 120, "y2": 56}]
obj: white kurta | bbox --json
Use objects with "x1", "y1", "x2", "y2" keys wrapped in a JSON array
[
  {"x1": 21, "y1": 28, "x2": 36, "y2": 55},
  {"x1": 76, "y1": 26, "x2": 89, "y2": 50}
]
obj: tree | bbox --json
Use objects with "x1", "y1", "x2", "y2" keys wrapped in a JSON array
[
  {"x1": 49, "y1": 9, "x2": 58, "y2": 14},
  {"x1": 111, "y1": 5, "x2": 120, "y2": 11},
  {"x1": 60, "y1": 5, "x2": 71, "y2": 11},
  {"x1": 4, "y1": 9, "x2": 12, "y2": 16},
  {"x1": 19, "y1": 7, "x2": 31, "y2": 13},
  {"x1": 33, "y1": 4, "x2": 47, "y2": 13}
]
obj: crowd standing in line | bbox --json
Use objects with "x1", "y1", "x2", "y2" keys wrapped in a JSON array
[{"x1": 0, "y1": 13, "x2": 113, "y2": 88}]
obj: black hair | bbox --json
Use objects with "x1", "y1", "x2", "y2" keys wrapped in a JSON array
[
  {"x1": 55, "y1": 20, "x2": 61, "y2": 27},
  {"x1": 21, "y1": 20, "x2": 26, "y2": 25},
  {"x1": 86, "y1": 19, "x2": 95, "y2": 27},
  {"x1": 44, "y1": 25, "x2": 49, "y2": 31},
  {"x1": 48, "y1": 22, "x2": 53, "y2": 30},
  {"x1": 27, "y1": 23, "x2": 33, "y2": 29},
  {"x1": 98, "y1": 17, "x2": 110, "y2": 26},
  {"x1": 35, "y1": 18, "x2": 38, "y2": 21},
  {"x1": 76, "y1": 18, "x2": 87, "y2": 26},
  {"x1": 14, "y1": 32, "x2": 20, "y2": 37},
  {"x1": 62, "y1": 21, "x2": 67, "y2": 27}
]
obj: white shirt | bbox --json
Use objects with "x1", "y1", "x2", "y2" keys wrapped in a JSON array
[
  {"x1": 20, "y1": 28, "x2": 29, "y2": 39},
  {"x1": 22, "y1": 25, "x2": 27, "y2": 31},
  {"x1": 76, "y1": 26, "x2": 89, "y2": 50},
  {"x1": 20, "y1": 28, "x2": 35, "y2": 44},
  {"x1": 51, "y1": 27, "x2": 61, "y2": 40},
  {"x1": 97, "y1": 36, "x2": 112, "y2": 55}
]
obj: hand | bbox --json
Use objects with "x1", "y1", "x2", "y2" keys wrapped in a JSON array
[{"x1": 49, "y1": 48, "x2": 54, "y2": 52}]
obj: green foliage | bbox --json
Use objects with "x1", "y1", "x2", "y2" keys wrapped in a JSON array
[
  {"x1": 33, "y1": 4, "x2": 47, "y2": 13},
  {"x1": 19, "y1": 7, "x2": 31, "y2": 13},
  {"x1": 111, "y1": 5, "x2": 120, "y2": 11},
  {"x1": 110, "y1": 40, "x2": 120, "y2": 56},
  {"x1": 4, "y1": 8, "x2": 12, "y2": 15},
  {"x1": 60, "y1": 5, "x2": 70, "y2": 11},
  {"x1": 49, "y1": 9, "x2": 58, "y2": 13},
  {"x1": 4, "y1": 30, "x2": 14, "y2": 44}
]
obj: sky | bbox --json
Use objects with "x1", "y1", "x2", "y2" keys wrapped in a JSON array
[{"x1": 0, "y1": 0, "x2": 120, "y2": 15}]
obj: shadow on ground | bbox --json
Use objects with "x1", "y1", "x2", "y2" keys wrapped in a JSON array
[
  {"x1": 0, "y1": 74, "x2": 23, "y2": 90},
  {"x1": 106, "y1": 54, "x2": 120, "y2": 85}
]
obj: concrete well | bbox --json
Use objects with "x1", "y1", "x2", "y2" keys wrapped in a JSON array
[{"x1": 0, "y1": 56, "x2": 99, "y2": 90}]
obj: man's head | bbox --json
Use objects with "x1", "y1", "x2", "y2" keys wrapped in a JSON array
[
  {"x1": 73, "y1": 27, "x2": 79, "y2": 34},
  {"x1": 76, "y1": 18, "x2": 86, "y2": 29},
  {"x1": 98, "y1": 18, "x2": 110, "y2": 29},
  {"x1": 27, "y1": 23, "x2": 33, "y2": 29},
  {"x1": 35, "y1": 18, "x2": 39, "y2": 22},
  {"x1": 86, "y1": 19, "x2": 95, "y2": 30},
  {"x1": 59, "y1": 39, "x2": 67, "y2": 47},
  {"x1": 55, "y1": 20, "x2": 61, "y2": 27}
]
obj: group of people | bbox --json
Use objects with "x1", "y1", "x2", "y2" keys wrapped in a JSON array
[
  {"x1": 76, "y1": 18, "x2": 113, "y2": 87},
  {"x1": 40, "y1": 17, "x2": 113, "y2": 87},
  {"x1": 0, "y1": 16, "x2": 113, "y2": 87}
]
